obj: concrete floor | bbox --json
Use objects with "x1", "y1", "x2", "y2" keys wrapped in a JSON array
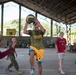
[{"x1": 0, "y1": 48, "x2": 76, "y2": 75}]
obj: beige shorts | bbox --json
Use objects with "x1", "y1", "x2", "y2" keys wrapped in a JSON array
[{"x1": 58, "y1": 52, "x2": 65, "y2": 59}]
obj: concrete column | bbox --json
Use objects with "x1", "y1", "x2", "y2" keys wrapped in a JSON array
[
  {"x1": 51, "y1": 19, "x2": 53, "y2": 37},
  {"x1": 19, "y1": 5, "x2": 21, "y2": 36},
  {"x1": 35, "y1": 11, "x2": 37, "y2": 18},
  {"x1": 1, "y1": 4, "x2": 4, "y2": 36}
]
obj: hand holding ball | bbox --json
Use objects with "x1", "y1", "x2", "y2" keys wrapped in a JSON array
[{"x1": 26, "y1": 14, "x2": 34, "y2": 24}]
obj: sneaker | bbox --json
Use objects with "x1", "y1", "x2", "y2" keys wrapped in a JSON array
[
  {"x1": 60, "y1": 70, "x2": 65, "y2": 74},
  {"x1": 16, "y1": 70, "x2": 22, "y2": 75},
  {"x1": 6, "y1": 68, "x2": 12, "y2": 72},
  {"x1": 58, "y1": 68, "x2": 65, "y2": 74},
  {"x1": 30, "y1": 68, "x2": 35, "y2": 75}
]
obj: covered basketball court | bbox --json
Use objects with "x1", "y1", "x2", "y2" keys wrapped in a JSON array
[{"x1": 0, "y1": 0, "x2": 76, "y2": 75}]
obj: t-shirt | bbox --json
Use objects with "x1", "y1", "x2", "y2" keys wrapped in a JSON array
[
  {"x1": 28, "y1": 30, "x2": 44, "y2": 49},
  {"x1": 56, "y1": 37, "x2": 66, "y2": 53},
  {"x1": 8, "y1": 43, "x2": 15, "y2": 54}
]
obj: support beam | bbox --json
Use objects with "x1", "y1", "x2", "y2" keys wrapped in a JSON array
[
  {"x1": 51, "y1": 19, "x2": 53, "y2": 38},
  {"x1": 19, "y1": 5, "x2": 21, "y2": 36},
  {"x1": 1, "y1": 4, "x2": 4, "y2": 36}
]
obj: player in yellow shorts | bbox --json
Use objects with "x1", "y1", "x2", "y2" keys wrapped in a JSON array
[{"x1": 23, "y1": 15, "x2": 45, "y2": 75}]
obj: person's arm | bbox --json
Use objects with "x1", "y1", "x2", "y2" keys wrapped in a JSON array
[
  {"x1": 64, "y1": 45, "x2": 67, "y2": 53},
  {"x1": 23, "y1": 22, "x2": 29, "y2": 34},
  {"x1": 38, "y1": 22, "x2": 45, "y2": 32},
  {"x1": 64, "y1": 39, "x2": 67, "y2": 52},
  {"x1": 55, "y1": 38, "x2": 59, "y2": 53},
  {"x1": 0, "y1": 42, "x2": 16, "y2": 59},
  {"x1": 55, "y1": 44, "x2": 58, "y2": 53},
  {"x1": 34, "y1": 17, "x2": 45, "y2": 32},
  {"x1": 0, "y1": 47, "x2": 13, "y2": 59}
]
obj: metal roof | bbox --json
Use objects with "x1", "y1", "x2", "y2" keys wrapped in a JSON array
[{"x1": 0, "y1": 0, "x2": 76, "y2": 24}]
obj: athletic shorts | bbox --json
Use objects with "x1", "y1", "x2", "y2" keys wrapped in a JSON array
[
  {"x1": 29, "y1": 48, "x2": 35, "y2": 54},
  {"x1": 29, "y1": 46, "x2": 44, "y2": 63},
  {"x1": 58, "y1": 52, "x2": 65, "y2": 59}
]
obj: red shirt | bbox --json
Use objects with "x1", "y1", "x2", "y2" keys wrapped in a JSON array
[{"x1": 56, "y1": 37, "x2": 66, "y2": 53}]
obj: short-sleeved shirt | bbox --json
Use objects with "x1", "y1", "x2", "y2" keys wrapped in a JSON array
[
  {"x1": 28, "y1": 30, "x2": 44, "y2": 49},
  {"x1": 56, "y1": 37, "x2": 66, "y2": 53},
  {"x1": 8, "y1": 43, "x2": 15, "y2": 54}
]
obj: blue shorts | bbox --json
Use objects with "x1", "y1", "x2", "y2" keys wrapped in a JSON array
[{"x1": 29, "y1": 48, "x2": 35, "y2": 54}]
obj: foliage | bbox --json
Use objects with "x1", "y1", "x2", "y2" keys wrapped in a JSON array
[
  {"x1": 71, "y1": 27, "x2": 76, "y2": 34},
  {"x1": 3, "y1": 18, "x2": 51, "y2": 36},
  {"x1": 1, "y1": 18, "x2": 76, "y2": 36}
]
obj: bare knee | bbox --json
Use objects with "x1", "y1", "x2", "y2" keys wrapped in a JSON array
[{"x1": 30, "y1": 51, "x2": 34, "y2": 58}]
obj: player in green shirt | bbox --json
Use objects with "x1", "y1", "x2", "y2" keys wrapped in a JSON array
[{"x1": 24, "y1": 16, "x2": 45, "y2": 75}]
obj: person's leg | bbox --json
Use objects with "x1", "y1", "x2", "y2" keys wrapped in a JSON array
[
  {"x1": 6, "y1": 62, "x2": 13, "y2": 72},
  {"x1": 58, "y1": 53, "x2": 63, "y2": 69},
  {"x1": 58, "y1": 53, "x2": 65, "y2": 74},
  {"x1": 6, "y1": 56, "x2": 13, "y2": 72},
  {"x1": 29, "y1": 48, "x2": 35, "y2": 69},
  {"x1": 29, "y1": 48, "x2": 35, "y2": 75},
  {"x1": 30, "y1": 51, "x2": 35, "y2": 69},
  {"x1": 7, "y1": 62, "x2": 13, "y2": 69},
  {"x1": 38, "y1": 62, "x2": 42, "y2": 75},
  {"x1": 13, "y1": 58, "x2": 19, "y2": 70},
  {"x1": 59, "y1": 58, "x2": 63, "y2": 70},
  {"x1": 11, "y1": 55, "x2": 22, "y2": 74}
]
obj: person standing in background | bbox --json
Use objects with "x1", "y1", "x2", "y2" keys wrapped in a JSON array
[
  {"x1": 0, "y1": 35, "x2": 16, "y2": 59},
  {"x1": 6, "y1": 37, "x2": 22, "y2": 75},
  {"x1": 55, "y1": 32, "x2": 67, "y2": 74},
  {"x1": 6, "y1": 40, "x2": 10, "y2": 48}
]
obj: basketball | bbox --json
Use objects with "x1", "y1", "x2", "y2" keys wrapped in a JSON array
[{"x1": 26, "y1": 14, "x2": 34, "y2": 24}]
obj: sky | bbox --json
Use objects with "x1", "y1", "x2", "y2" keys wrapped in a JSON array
[{"x1": 0, "y1": 2, "x2": 34, "y2": 23}]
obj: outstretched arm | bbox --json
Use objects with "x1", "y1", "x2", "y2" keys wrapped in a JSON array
[
  {"x1": 0, "y1": 42, "x2": 16, "y2": 59},
  {"x1": 0, "y1": 47, "x2": 13, "y2": 59}
]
